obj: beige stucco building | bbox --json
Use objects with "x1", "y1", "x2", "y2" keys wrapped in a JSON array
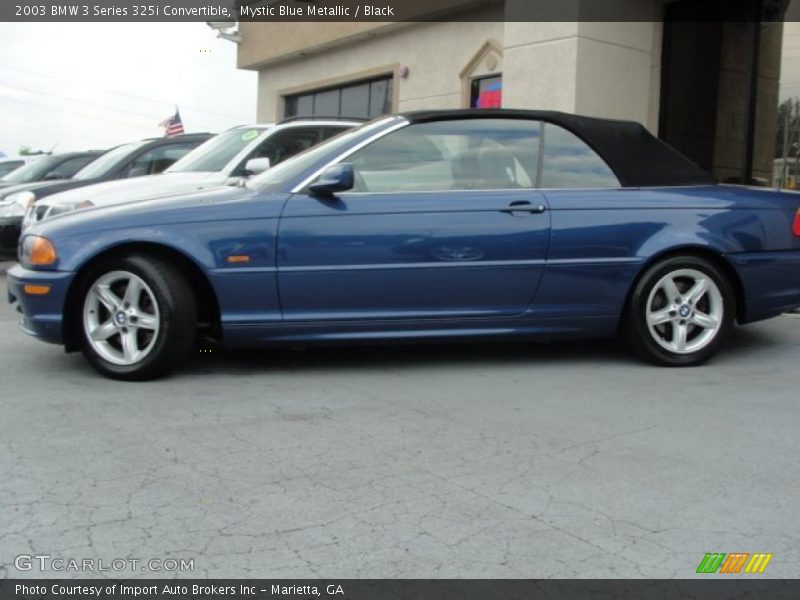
[{"x1": 237, "y1": 0, "x2": 786, "y2": 183}]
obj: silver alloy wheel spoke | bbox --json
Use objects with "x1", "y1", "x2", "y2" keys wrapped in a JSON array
[
  {"x1": 672, "y1": 322, "x2": 688, "y2": 351},
  {"x1": 662, "y1": 276, "x2": 681, "y2": 303},
  {"x1": 91, "y1": 320, "x2": 117, "y2": 341},
  {"x1": 121, "y1": 329, "x2": 141, "y2": 363},
  {"x1": 134, "y1": 313, "x2": 158, "y2": 331},
  {"x1": 95, "y1": 284, "x2": 122, "y2": 311},
  {"x1": 645, "y1": 268, "x2": 724, "y2": 355},
  {"x1": 691, "y1": 310, "x2": 718, "y2": 329},
  {"x1": 647, "y1": 307, "x2": 672, "y2": 326},
  {"x1": 685, "y1": 278, "x2": 709, "y2": 305},
  {"x1": 124, "y1": 277, "x2": 143, "y2": 307},
  {"x1": 82, "y1": 270, "x2": 161, "y2": 366}
]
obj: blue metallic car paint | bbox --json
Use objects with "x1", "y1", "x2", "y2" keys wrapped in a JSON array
[
  {"x1": 729, "y1": 251, "x2": 800, "y2": 321},
  {"x1": 6, "y1": 265, "x2": 74, "y2": 343},
  {"x1": 277, "y1": 189, "x2": 550, "y2": 321},
  {"x1": 7, "y1": 117, "x2": 800, "y2": 353},
  {"x1": 530, "y1": 186, "x2": 800, "y2": 325},
  {"x1": 28, "y1": 186, "x2": 290, "y2": 331}
]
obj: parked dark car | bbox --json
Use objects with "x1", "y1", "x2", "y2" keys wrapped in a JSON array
[
  {"x1": 0, "y1": 151, "x2": 104, "y2": 190},
  {"x1": 8, "y1": 110, "x2": 800, "y2": 380},
  {"x1": 0, "y1": 133, "x2": 211, "y2": 258}
]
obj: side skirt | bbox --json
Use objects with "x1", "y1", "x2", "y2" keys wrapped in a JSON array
[{"x1": 219, "y1": 314, "x2": 619, "y2": 349}]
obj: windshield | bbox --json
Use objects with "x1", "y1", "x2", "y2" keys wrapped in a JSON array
[
  {"x1": 73, "y1": 143, "x2": 143, "y2": 180},
  {"x1": 0, "y1": 161, "x2": 24, "y2": 177},
  {"x1": 2, "y1": 155, "x2": 60, "y2": 184},
  {"x1": 167, "y1": 128, "x2": 268, "y2": 173},
  {"x1": 247, "y1": 118, "x2": 401, "y2": 193}
]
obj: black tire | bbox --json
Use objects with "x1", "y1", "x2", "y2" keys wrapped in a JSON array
[
  {"x1": 77, "y1": 254, "x2": 197, "y2": 380},
  {"x1": 624, "y1": 255, "x2": 736, "y2": 366}
]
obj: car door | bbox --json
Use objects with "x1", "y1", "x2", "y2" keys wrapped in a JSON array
[{"x1": 277, "y1": 118, "x2": 550, "y2": 321}]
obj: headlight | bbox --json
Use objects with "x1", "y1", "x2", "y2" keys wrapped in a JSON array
[
  {"x1": 0, "y1": 191, "x2": 35, "y2": 218},
  {"x1": 20, "y1": 235, "x2": 58, "y2": 268},
  {"x1": 22, "y1": 199, "x2": 94, "y2": 231}
]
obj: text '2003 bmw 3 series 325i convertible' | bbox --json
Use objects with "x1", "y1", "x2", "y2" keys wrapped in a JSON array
[{"x1": 8, "y1": 109, "x2": 800, "y2": 380}]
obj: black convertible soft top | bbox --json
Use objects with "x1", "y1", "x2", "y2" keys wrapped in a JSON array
[{"x1": 402, "y1": 109, "x2": 716, "y2": 188}]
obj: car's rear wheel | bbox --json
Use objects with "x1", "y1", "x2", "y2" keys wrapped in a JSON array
[
  {"x1": 79, "y1": 255, "x2": 197, "y2": 380},
  {"x1": 625, "y1": 255, "x2": 735, "y2": 366}
]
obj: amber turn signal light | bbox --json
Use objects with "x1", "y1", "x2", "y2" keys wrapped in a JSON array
[
  {"x1": 28, "y1": 236, "x2": 58, "y2": 266},
  {"x1": 23, "y1": 284, "x2": 51, "y2": 295}
]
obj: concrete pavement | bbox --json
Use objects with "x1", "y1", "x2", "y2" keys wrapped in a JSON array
[{"x1": 1, "y1": 260, "x2": 799, "y2": 578}]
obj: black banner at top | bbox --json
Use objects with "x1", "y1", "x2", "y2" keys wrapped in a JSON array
[{"x1": 2, "y1": 0, "x2": 800, "y2": 22}]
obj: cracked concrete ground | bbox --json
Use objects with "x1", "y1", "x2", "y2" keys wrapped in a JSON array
[{"x1": 1, "y1": 261, "x2": 799, "y2": 579}]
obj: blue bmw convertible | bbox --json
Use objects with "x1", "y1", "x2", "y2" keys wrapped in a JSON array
[{"x1": 7, "y1": 109, "x2": 800, "y2": 379}]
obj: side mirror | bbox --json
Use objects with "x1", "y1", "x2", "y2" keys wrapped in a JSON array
[
  {"x1": 244, "y1": 157, "x2": 270, "y2": 176},
  {"x1": 308, "y1": 163, "x2": 354, "y2": 196}
]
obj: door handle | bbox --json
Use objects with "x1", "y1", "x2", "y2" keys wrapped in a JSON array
[{"x1": 501, "y1": 201, "x2": 547, "y2": 215}]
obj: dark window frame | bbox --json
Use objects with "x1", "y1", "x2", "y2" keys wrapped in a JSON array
[{"x1": 284, "y1": 75, "x2": 394, "y2": 120}]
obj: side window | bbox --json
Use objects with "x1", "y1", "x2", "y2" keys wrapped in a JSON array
[
  {"x1": 540, "y1": 124, "x2": 619, "y2": 188},
  {"x1": 233, "y1": 127, "x2": 321, "y2": 175},
  {"x1": 43, "y1": 155, "x2": 96, "y2": 180},
  {"x1": 320, "y1": 126, "x2": 348, "y2": 142},
  {"x1": 124, "y1": 144, "x2": 196, "y2": 177},
  {"x1": 347, "y1": 119, "x2": 540, "y2": 193}
]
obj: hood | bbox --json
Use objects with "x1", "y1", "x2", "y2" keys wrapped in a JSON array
[
  {"x1": 0, "y1": 178, "x2": 100, "y2": 202},
  {"x1": 32, "y1": 184, "x2": 270, "y2": 239},
  {"x1": 0, "y1": 179, "x2": 70, "y2": 200},
  {"x1": 37, "y1": 171, "x2": 227, "y2": 209}
]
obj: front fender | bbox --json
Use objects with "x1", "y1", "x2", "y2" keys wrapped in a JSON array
[{"x1": 55, "y1": 216, "x2": 283, "y2": 332}]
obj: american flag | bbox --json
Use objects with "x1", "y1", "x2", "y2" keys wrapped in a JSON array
[{"x1": 159, "y1": 108, "x2": 185, "y2": 137}]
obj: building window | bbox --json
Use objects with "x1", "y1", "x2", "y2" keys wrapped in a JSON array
[
  {"x1": 471, "y1": 75, "x2": 502, "y2": 109},
  {"x1": 285, "y1": 76, "x2": 393, "y2": 119}
]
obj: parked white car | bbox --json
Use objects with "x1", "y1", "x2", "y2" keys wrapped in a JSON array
[{"x1": 23, "y1": 118, "x2": 359, "y2": 229}]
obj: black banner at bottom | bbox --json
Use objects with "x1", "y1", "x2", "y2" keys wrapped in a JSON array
[{"x1": 2, "y1": 580, "x2": 800, "y2": 600}]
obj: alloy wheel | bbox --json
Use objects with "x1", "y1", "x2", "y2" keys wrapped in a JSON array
[
  {"x1": 645, "y1": 268, "x2": 724, "y2": 354},
  {"x1": 82, "y1": 270, "x2": 161, "y2": 366}
]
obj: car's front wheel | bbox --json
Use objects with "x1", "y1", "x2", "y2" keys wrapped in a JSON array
[
  {"x1": 625, "y1": 256, "x2": 735, "y2": 366},
  {"x1": 78, "y1": 255, "x2": 197, "y2": 380}
]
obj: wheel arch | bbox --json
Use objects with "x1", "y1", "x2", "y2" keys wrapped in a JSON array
[
  {"x1": 619, "y1": 245, "x2": 746, "y2": 330},
  {"x1": 63, "y1": 241, "x2": 221, "y2": 352}
]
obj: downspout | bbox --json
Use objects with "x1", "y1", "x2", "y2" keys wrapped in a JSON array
[{"x1": 743, "y1": 2, "x2": 762, "y2": 184}]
